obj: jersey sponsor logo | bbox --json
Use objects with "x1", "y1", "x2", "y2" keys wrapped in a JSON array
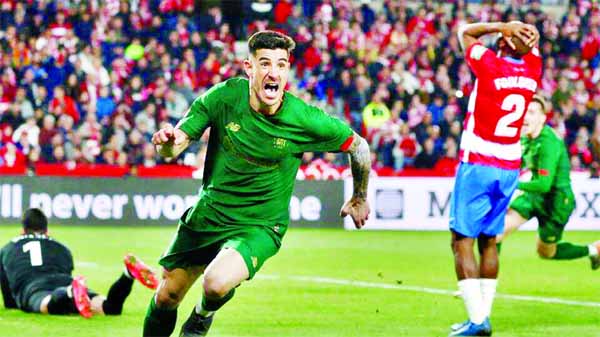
[
  {"x1": 273, "y1": 138, "x2": 287, "y2": 150},
  {"x1": 470, "y1": 45, "x2": 487, "y2": 60},
  {"x1": 225, "y1": 122, "x2": 241, "y2": 132},
  {"x1": 493, "y1": 76, "x2": 537, "y2": 92}
]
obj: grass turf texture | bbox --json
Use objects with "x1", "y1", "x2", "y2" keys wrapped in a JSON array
[{"x1": 0, "y1": 225, "x2": 598, "y2": 337}]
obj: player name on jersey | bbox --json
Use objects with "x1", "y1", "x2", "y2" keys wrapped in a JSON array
[{"x1": 493, "y1": 76, "x2": 537, "y2": 92}]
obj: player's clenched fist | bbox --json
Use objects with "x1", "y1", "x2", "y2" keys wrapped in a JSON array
[
  {"x1": 152, "y1": 123, "x2": 190, "y2": 158},
  {"x1": 152, "y1": 124, "x2": 187, "y2": 146}
]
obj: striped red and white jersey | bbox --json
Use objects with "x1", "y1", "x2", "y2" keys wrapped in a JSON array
[{"x1": 460, "y1": 42, "x2": 542, "y2": 170}]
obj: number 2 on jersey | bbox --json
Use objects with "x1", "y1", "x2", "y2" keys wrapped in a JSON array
[
  {"x1": 23, "y1": 241, "x2": 43, "y2": 266},
  {"x1": 495, "y1": 94, "x2": 526, "y2": 137}
]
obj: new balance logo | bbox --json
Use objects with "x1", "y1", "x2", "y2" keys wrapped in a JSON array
[{"x1": 225, "y1": 122, "x2": 241, "y2": 132}]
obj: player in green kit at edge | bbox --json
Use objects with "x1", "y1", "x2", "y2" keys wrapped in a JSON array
[
  {"x1": 143, "y1": 30, "x2": 371, "y2": 337},
  {"x1": 497, "y1": 95, "x2": 600, "y2": 267}
]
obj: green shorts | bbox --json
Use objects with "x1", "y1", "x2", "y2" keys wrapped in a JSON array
[
  {"x1": 510, "y1": 190, "x2": 575, "y2": 243},
  {"x1": 159, "y1": 209, "x2": 282, "y2": 279}
]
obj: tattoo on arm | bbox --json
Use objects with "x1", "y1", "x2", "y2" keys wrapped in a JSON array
[{"x1": 347, "y1": 133, "x2": 371, "y2": 200}]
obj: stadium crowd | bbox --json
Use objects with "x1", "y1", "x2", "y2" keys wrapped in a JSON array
[{"x1": 0, "y1": 0, "x2": 599, "y2": 177}]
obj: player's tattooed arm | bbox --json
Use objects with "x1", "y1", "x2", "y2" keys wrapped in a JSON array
[
  {"x1": 152, "y1": 123, "x2": 191, "y2": 160},
  {"x1": 346, "y1": 133, "x2": 371, "y2": 200},
  {"x1": 340, "y1": 132, "x2": 371, "y2": 229}
]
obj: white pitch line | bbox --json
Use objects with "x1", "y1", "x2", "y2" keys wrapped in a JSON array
[
  {"x1": 75, "y1": 261, "x2": 99, "y2": 268},
  {"x1": 258, "y1": 274, "x2": 600, "y2": 308}
]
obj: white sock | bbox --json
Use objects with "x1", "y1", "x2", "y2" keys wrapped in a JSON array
[
  {"x1": 588, "y1": 244, "x2": 598, "y2": 257},
  {"x1": 123, "y1": 266, "x2": 133, "y2": 279},
  {"x1": 194, "y1": 300, "x2": 214, "y2": 317},
  {"x1": 458, "y1": 278, "x2": 485, "y2": 324},
  {"x1": 480, "y1": 278, "x2": 498, "y2": 319}
]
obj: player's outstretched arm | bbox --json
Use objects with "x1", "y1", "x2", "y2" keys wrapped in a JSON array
[
  {"x1": 457, "y1": 21, "x2": 537, "y2": 52},
  {"x1": 151, "y1": 123, "x2": 191, "y2": 160},
  {"x1": 340, "y1": 132, "x2": 371, "y2": 229}
]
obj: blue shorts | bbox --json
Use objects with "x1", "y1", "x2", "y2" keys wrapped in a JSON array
[{"x1": 449, "y1": 163, "x2": 519, "y2": 238}]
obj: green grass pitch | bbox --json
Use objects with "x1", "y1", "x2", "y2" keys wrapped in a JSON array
[{"x1": 0, "y1": 225, "x2": 598, "y2": 337}]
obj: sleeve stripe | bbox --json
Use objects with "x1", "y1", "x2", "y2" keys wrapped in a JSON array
[{"x1": 340, "y1": 135, "x2": 354, "y2": 152}]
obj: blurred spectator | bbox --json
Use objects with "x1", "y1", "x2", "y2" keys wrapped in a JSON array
[
  {"x1": 362, "y1": 88, "x2": 391, "y2": 133},
  {"x1": 435, "y1": 137, "x2": 460, "y2": 174},
  {"x1": 0, "y1": 104, "x2": 25, "y2": 129},
  {"x1": 101, "y1": 134, "x2": 127, "y2": 166},
  {"x1": 14, "y1": 87, "x2": 34, "y2": 119},
  {"x1": 569, "y1": 128, "x2": 594, "y2": 167},
  {"x1": 39, "y1": 115, "x2": 58, "y2": 149},
  {"x1": 414, "y1": 137, "x2": 438, "y2": 169},
  {"x1": 96, "y1": 86, "x2": 116, "y2": 123},
  {"x1": 165, "y1": 89, "x2": 189, "y2": 125},
  {"x1": 49, "y1": 86, "x2": 79, "y2": 123},
  {"x1": 12, "y1": 117, "x2": 40, "y2": 148},
  {"x1": 397, "y1": 123, "x2": 418, "y2": 168},
  {"x1": 141, "y1": 143, "x2": 157, "y2": 167},
  {"x1": 0, "y1": 142, "x2": 26, "y2": 168}
]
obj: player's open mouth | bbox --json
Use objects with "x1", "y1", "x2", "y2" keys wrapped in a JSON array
[{"x1": 263, "y1": 83, "x2": 279, "y2": 99}]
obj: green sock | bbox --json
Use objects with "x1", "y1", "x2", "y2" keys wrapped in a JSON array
[
  {"x1": 198, "y1": 288, "x2": 235, "y2": 314},
  {"x1": 552, "y1": 242, "x2": 589, "y2": 260},
  {"x1": 143, "y1": 296, "x2": 177, "y2": 337},
  {"x1": 496, "y1": 242, "x2": 502, "y2": 254}
]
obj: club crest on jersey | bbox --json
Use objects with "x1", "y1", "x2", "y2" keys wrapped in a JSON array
[
  {"x1": 273, "y1": 138, "x2": 287, "y2": 149},
  {"x1": 225, "y1": 122, "x2": 241, "y2": 132}
]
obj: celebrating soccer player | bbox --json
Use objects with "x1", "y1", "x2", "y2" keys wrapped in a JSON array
[
  {"x1": 0, "y1": 208, "x2": 158, "y2": 318},
  {"x1": 144, "y1": 30, "x2": 371, "y2": 337},
  {"x1": 449, "y1": 22, "x2": 541, "y2": 336},
  {"x1": 497, "y1": 95, "x2": 600, "y2": 267}
]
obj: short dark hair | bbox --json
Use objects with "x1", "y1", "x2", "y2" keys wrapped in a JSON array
[
  {"x1": 248, "y1": 30, "x2": 295, "y2": 56},
  {"x1": 530, "y1": 94, "x2": 547, "y2": 114},
  {"x1": 22, "y1": 208, "x2": 48, "y2": 233}
]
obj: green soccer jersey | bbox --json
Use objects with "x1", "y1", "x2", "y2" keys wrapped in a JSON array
[
  {"x1": 177, "y1": 78, "x2": 353, "y2": 232},
  {"x1": 518, "y1": 125, "x2": 572, "y2": 195}
]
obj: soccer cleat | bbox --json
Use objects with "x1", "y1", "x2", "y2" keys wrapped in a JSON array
[
  {"x1": 451, "y1": 318, "x2": 491, "y2": 332},
  {"x1": 179, "y1": 309, "x2": 214, "y2": 337},
  {"x1": 71, "y1": 276, "x2": 92, "y2": 318},
  {"x1": 590, "y1": 242, "x2": 600, "y2": 270},
  {"x1": 124, "y1": 253, "x2": 159, "y2": 290},
  {"x1": 450, "y1": 320, "x2": 469, "y2": 331},
  {"x1": 448, "y1": 318, "x2": 491, "y2": 336}
]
